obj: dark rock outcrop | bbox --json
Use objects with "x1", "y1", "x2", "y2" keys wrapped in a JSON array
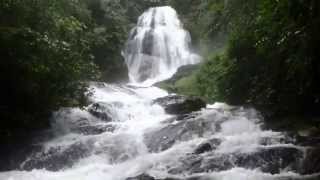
[
  {"x1": 169, "y1": 146, "x2": 303, "y2": 175},
  {"x1": 144, "y1": 116, "x2": 219, "y2": 152},
  {"x1": 194, "y1": 138, "x2": 221, "y2": 154},
  {"x1": 153, "y1": 95, "x2": 206, "y2": 115},
  {"x1": 21, "y1": 142, "x2": 91, "y2": 171},
  {"x1": 88, "y1": 102, "x2": 112, "y2": 121}
]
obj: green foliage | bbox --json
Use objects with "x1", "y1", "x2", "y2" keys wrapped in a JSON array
[
  {"x1": 0, "y1": 0, "x2": 173, "y2": 142},
  {"x1": 158, "y1": 69, "x2": 200, "y2": 96},
  {"x1": 0, "y1": 0, "x2": 99, "y2": 141},
  {"x1": 86, "y1": 0, "x2": 129, "y2": 82},
  {"x1": 196, "y1": 0, "x2": 320, "y2": 117}
]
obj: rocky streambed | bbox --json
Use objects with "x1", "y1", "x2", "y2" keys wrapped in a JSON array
[{"x1": 0, "y1": 83, "x2": 319, "y2": 180}]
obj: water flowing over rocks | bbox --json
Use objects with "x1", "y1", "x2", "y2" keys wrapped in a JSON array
[
  {"x1": 1, "y1": 6, "x2": 320, "y2": 180},
  {"x1": 0, "y1": 83, "x2": 319, "y2": 180}
]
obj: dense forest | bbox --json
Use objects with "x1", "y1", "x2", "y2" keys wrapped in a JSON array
[
  {"x1": 164, "y1": 0, "x2": 320, "y2": 126},
  {"x1": 0, "y1": 0, "x2": 163, "y2": 144},
  {"x1": 1, "y1": 0, "x2": 320, "y2": 144}
]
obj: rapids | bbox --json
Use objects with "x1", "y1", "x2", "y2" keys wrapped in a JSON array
[{"x1": 0, "y1": 6, "x2": 319, "y2": 180}]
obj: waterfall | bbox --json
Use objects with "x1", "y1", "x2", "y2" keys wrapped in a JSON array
[
  {"x1": 123, "y1": 6, "x2": 200, "y2": 86},
  {"x1": 0, "y1": 6, "x2": 318, "y2": 180}
]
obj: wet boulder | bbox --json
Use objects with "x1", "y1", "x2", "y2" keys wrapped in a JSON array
[
  {"x1": 144, "y1": 117, "x2": 219, "y2": 152},
  {"x1": 21, "y1": 142, "x2": 91, "y2": 171},
  {"x1": 168, "y1": 146, "x2": 303, "y2": 174},
  {"x1": 168, "y1": 154, "x2": 205, "y2": 174},
  {"x1": 72, "y1": 124, "x2": 116, "y2": 135},
  {"x1": 153, "y1": 95, "x2": 206, "y2": 115},
  {"x1": 87, "y1": 102, "x2": 119, "y2": 121},
  {"x1": 193, "y1": 138, "x2": 221, "y2": 154},
  {"x1": 233, "y1": 146, "x2": 303, "y2": 174}
]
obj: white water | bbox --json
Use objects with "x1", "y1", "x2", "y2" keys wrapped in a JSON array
[
  {"x1": 0, "y1": 6, "x2": 316, "y2": 180},
  {"x1": 0, "y1": 84, "x2": 309, "y2": 179},
  {"x1": 123, "y1": 6, "x2": 200, "y2": 86}
]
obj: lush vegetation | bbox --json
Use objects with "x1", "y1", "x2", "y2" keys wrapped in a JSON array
[
  {"x1": 1, "y1": 0, "x2": 319, "y2": 142},
  {"x1": 0, "y1": 0, "x2": 98, "y2": 142},
  {"x1": 168, "y1": 0, "x2": 320, "y2": 120},
  {"x1": 0, "y1": 0, "x2": 165, "y2": 143}
]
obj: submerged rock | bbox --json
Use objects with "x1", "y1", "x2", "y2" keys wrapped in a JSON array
[
  {"x1": 87, "y1": 102, "x2": 113, "y2": 121},
  {"x1": 153, "y1": 95, "x2": 206, "y2": 115},
  {"x1": 21, "y1": 142, "x2": 91, "y2": 171}
]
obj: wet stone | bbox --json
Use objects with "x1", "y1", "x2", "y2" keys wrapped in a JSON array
[
  {"x1": 21, "y1": 142, "x2": 91, "y2": 171},
  {"x1": 87, "y1": 102, "x2": 117, "y2": 121},
  {"x1": 72, "y1": 124, "x2": 116, "y2": 135},
  {"x1": 194, "y1": 138, "x2": 221, "y2": 154},
  {"x1": 153, "y1": 95, "x2": 206, "y2": 115},
  {"x1": 168, "y1": 146, "x2": 304, "y2": 175},
  {"x1": 144, "y1": 117, "x2": 218, "y2": 152}
]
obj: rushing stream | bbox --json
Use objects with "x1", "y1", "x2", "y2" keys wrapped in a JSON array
[{"x1": 0, "y1": 6, "x2": 319, "y2": 180}]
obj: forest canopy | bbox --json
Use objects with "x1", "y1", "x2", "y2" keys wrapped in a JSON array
[
  {"x1": 1, "y1": 0, "x2": 319, "y2": 143},
  {"x1": 0, "y1": 0, "x2": 163, "y2": 143}
]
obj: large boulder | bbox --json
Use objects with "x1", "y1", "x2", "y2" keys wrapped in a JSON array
[
  {"x1": 144, "y1": 116, "x2": 220, "y2": 152},
  {"x1": 21, "y1": 142, "x2": 91, "y2": 171},
  {"x1": 88, "y1": 102, "x2": 116, "y2": 122},
  {"x1": 153, "y1": 95, "x2": 206, "y2": 115},
  {"x1": 193, "y1": 138, "x2": 221, "y2": 154},
  {"x1": 168, "y1": 146, "x2": 303, "y2": 175}
]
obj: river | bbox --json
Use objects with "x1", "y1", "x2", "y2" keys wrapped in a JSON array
[{"x1": 0, "y1": 6, "x2": 318, "y2": 180}]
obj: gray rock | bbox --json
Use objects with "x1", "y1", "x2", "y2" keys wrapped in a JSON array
[
  {"x1": 21, "y1": 142, "x2": 91, "y2": 171},
  {"x1": 88, "y1": 102, "x2": 112, "y2": 122},
  {"x1": 194, "y1": 138, "x2": 221, "y2": 154},
  {"x1": 144, "y1": 117, "x2": 218, "y2": 152},
  {"x1": 168, "y1": 146, "x2": 303, "y2": 174},
  {"x1": 153, "y1": 95, "x2": 206, "y2": 115}
]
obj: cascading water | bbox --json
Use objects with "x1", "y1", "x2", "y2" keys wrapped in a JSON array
[
  {"x1": 0, "y1": 6, "x2": 319, "y2": 180},
  {"x1": 123, "y1": 6, "x2": 200, "y2": 86}
]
